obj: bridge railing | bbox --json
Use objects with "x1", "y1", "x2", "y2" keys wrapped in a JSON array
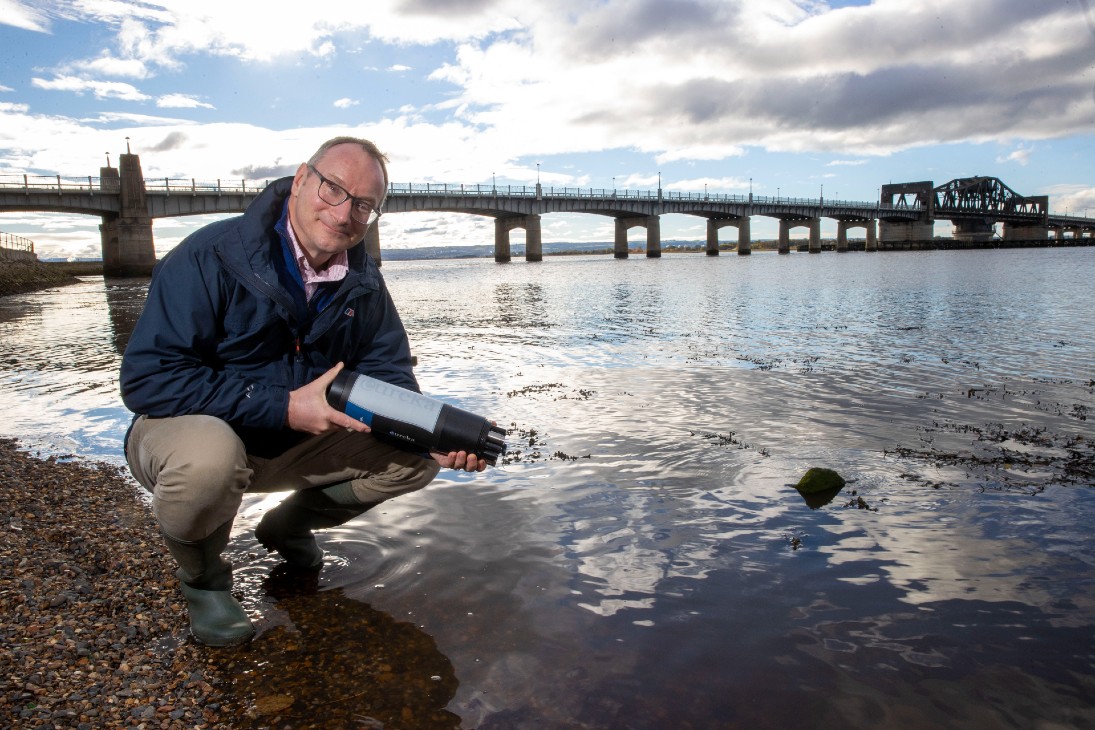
[
  {"x1": 143, "y1": 178, "x2": 273, "y2": 194},
  {"x1": 0, "y1": 174, "x2": 274, "y2": 195},
  {"x1": 388, "y1": 183, "x2": 790, "y2": 204},
  {"x1": 385, "y1": 183, "x2": 887, "y2": 209},
  {"x1": 387, "y1": 183, "x2": 675, "y2": 199},
  {"x1": 0, "y1": 231, "x2": 35, "y2": 261},
  {"x1": 0, "y1": 174, "x2": 106, "y2": 192},
  {"x1": 0, "y1": 174, "x2": 909, "y2": 213}
]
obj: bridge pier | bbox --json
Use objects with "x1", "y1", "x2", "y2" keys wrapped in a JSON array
[
  {"x1": 614, "y1": 215, "x2": 661, "y2": 258},
  {"x1": 1003, "y1": 222, "x2": 1048, "y2": 244},
  {"x1": 614, "y1": 219, "x2": 629, "y2": 258},
  {"x1": 738, "y1": 217, "x2": 751, "y2": 254},
  {"x1": 1055, "y1": 226, "x2": 1088, "y2": 243},
  {"x1": 777, "y1": 220, "x2": 791, "y2": 254},
  {"x1": 101, "y1": 154, "x2": 156, "y2": 276},
  {"x1": 494, "y1": 214, "x2": 542, "y2": 263},
  {"x1": 706, "y1": 217, "x2": 751, "y2": 255},
  {"x1": 879, "y1": 219, "x2": 935, "y2": 248},
  {"x1": 777, "y1": 218, "x2": 820, "y2": 253},
  {"x1": 645, "y1": 215, "x2": 661, "y2": 257},
  {"x1": 836, "y1": 219, "x2": 876, "y2": 252},
  {"x1": 525, "y1": 215, "x2": 543, "y2": 261},
  {"x1": 952, "y1": 218, "x2": 995, "y2": 245},
  {"x1": 495, "y1": 218, "x2": 513, "y2": 262}
]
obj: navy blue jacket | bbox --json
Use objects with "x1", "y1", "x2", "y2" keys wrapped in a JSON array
[{"x1": 120, "y1": 177, "x2": 419, "y2": 457}]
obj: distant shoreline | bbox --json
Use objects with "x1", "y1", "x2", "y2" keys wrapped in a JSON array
[
  {"x1": 20, "y1": 234, "x2": 1048, "y2": 296},
  {"x1": 8, "y1": 233, "x2": 1086, "y2": 297}
]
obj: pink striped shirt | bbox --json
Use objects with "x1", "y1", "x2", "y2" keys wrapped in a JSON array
[{"x1": 285, "y1": 217, "x2": 349, "y2": 301}]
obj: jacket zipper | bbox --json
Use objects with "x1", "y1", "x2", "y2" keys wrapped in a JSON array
[{"x1": 293, "y1": 336, "x2": 305, "y2": 389}]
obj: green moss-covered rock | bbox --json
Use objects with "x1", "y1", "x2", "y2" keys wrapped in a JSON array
[{"x1": 795, "y1": 467, "x2": 846, "y2": 495}]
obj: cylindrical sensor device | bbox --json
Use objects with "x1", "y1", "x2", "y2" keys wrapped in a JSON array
[{"x1": 327, "y1": 369, "x2": 507, "y2": 465}]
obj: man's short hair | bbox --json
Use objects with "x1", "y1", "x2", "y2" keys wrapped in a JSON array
[{"x1": 308, "y1": 136, "x2": 390, "y2": 205}]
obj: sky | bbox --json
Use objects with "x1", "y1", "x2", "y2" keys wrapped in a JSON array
[{"x1": 1, "y1": 0, "x2": 1093, "y2": 260}]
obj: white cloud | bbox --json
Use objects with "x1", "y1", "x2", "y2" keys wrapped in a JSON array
[
  {"x1": 79, "y1": 111, "x2": 197, "y2": 126},
  {"x1": 4, "y1": 0, "x2": 1094, "y2": 257},
  {"x1": 996, "y1": 146, "x2": 1033, "y2": 166},
  {"x1": 418, "y1": 0, "x2": 1095, "y2": 162},
  {"x1": 23, "y1": 0, "x2": 1095, "y2": 166},
  {"x1": 21, "y1": 1, "x2": 516, "y2": 78},
  {"x1": 156, "y1": 94, "x2": 214, "y2": 109},
  {"x1": 32, "y1": 75, "x2": 150, "y2": 102},
  {"x1": 0, "y1": 212, "x2": 112, "y2": 261},
  {"x1": 667, "y1": 176, "x2": 751, "y2": 193},
  {"x1": 0, "y1": 0, "x2": 51, "y2": 32},
  {"x1": 1045, "y1": 184, "x2": 1095, "y2": 217},
  {"x1": 81, "y1": 54, "x2": 151, "y2": 79},
  {"x1": 54, "y1": 0, "x2": 515, "y2": 69}
]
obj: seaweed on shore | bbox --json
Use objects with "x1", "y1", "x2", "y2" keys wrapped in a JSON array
[{"x1": 886, "y1": 424, "x2": 1094, "y2": 492}]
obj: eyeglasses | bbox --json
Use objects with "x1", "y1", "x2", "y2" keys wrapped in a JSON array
[{"x1": 308, "y1": 164, "x2": 382, "y2": 227}]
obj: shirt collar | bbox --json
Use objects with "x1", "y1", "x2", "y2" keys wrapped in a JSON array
[{"x1": 283, "y1": 204, "x2": 349, "y2": 299}]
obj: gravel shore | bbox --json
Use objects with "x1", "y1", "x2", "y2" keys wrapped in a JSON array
[{"x1": 0, "y1": 437, "x2": 230, "y2": 729}]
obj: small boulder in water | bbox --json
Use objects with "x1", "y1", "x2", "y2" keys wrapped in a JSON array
[{"x1": 795, "y1": 467, "x2": 846, "y2": 495}]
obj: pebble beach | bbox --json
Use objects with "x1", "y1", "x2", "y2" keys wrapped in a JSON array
[{"x1": 0, "y1": 437, "x2": 231, "y2": 729}]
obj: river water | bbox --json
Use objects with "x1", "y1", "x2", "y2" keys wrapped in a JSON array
[{"x1": 1, "y1": 248, "x2": 1094, "y2": 728}]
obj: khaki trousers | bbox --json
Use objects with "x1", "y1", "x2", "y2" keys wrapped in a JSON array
[{"x1": 125, "y1": 414, "x2": 440, "y2": 541}]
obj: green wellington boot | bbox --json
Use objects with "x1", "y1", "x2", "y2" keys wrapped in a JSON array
[
  {"x1": 163, "y1": 520, "x2": 254, "y2": 647},
  {"x1": 254, "y1": 482, "x2": 374, "y2": 570}
]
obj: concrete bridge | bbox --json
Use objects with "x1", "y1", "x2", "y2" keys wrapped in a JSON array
[{"x1": 0, "y1": 152, "x2": 1091, "y2": 276}]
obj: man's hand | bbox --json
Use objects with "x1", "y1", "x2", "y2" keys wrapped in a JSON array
[
  {"x1": 431, "y1": 450, "x2": 488, "y2": 473},
  {"x1": 287, "y1": 362, "x2": 371, "y2": 435}
]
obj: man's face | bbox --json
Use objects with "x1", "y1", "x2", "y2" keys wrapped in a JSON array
[{"x1": 289, "y1": 143, "x2": 385, "y2": 267}]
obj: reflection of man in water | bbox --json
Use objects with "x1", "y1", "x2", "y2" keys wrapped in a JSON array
[
  {"x1": 120, "y1": 137, "x2": 487, "y2": 647},
  {"x1": 220, "y1": 571, "x2": 459, "y2": 726}
]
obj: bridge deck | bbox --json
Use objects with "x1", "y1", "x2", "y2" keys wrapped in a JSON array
[{"x1": 0, "y1": 174, "x2": 1090, "y2": 229}]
